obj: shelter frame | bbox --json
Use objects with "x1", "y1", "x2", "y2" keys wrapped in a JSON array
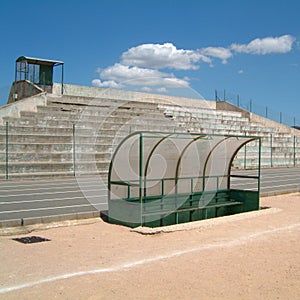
[{"x1": 108, "y1": 131, "x2": 261, "y2": 228}]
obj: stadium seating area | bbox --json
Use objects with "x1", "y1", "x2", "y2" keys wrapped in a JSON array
[{"x1": 0, "y1": 83, "x2": 299, "y2": 179}]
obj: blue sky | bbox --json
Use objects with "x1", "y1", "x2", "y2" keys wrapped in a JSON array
[{"x1": 0, "y1": 0, "x2": 299, "y2": 122}]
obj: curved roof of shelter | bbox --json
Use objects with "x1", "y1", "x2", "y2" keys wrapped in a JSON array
[{"x1": 109, "y1": 131, "x2": 260, "y2": 184}]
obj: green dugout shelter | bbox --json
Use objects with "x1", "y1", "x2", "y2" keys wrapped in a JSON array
[{"x1": 108, "y1": 131, "x2": 261, "y2": 228}]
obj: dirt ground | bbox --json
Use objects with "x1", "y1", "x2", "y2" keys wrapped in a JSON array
[{"x1": 0, "y1": 193, "x2": 299, "y2": 300}]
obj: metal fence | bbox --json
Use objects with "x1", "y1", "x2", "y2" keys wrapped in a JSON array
[
  {"x1": 1, "y1": 119, "x2": 300, "y2": 180},
  {"x1": 215, "y1": 90, "x2": 299, "y2": 127}
]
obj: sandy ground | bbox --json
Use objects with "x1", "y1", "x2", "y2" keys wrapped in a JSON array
[{"x1": 0, "y1": 193, "x2": 299, "y2": 300}]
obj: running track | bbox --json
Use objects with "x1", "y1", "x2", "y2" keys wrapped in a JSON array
[{"x1": 0, "y1": 167, "x2": 299, "y2": 222}]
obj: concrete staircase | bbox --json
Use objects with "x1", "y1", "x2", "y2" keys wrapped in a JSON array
[{"x1": 0, "y1": 87, "x2": 299, "y2": 180}]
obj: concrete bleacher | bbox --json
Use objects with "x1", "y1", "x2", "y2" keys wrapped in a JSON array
[{"x1": 0, "y1": 83, "x2": 299, "y2": 179}]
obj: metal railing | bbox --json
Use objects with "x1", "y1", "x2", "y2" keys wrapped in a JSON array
[
  {"x1": 1, "y1": 120, "x2": 300, "y2": 180},
  {"x1": 215, "y1": 89, "x2": 299, "y2": 127}
]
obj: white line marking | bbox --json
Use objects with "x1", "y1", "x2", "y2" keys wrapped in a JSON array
[
  {"x1": 0, "y1": 195, "x2": 107, "y2": 205},
  {"x1": 0, "y1": 177, "x2": 98, "y2": 187},
  {"x1": 0, "y1": 188, "x2": 106, "y2": 198},
  {"x1": 231, "y1": 182, "x2": 299, "y2": 189},
  {"x1": 0, "y1": 223, "x2": 299, "y2": 294},
  {"x1": 0, "y1": 183, "x2": 102, "y2": 193},
  {"x1": 0, "y1": 203, "x2": 107, "y2": 214}
]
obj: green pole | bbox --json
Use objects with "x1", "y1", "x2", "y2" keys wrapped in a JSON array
[
  {"x1": 293, "y1": 136, "x2": 296, "y2": 167},
  {"x1": 5, "y1": 121, "x2": 8, "y2": 179},
  {"x1": 280, "y1": 112, "x2": 282, "y2": 124},
  {"x1": 258, "y1": 138, "x2": 262, "y2": 195},
  {"x1": 139, "y1": 133, "x2": 143, "y2": 226},
  {"x1": 61, "y1": 64, "x2": 64, "y2": 95},
  {"x1": 244, "y1": 144, "x2": 247, "y2": 169},
  {"x1": 30, "y1": 75, "x2": 33, "y2": 96},
  {"x1": 13, "y1": 81, "x2": 17, "y2": 102},
  {"x1": 73, "y1": 123, "x2": 76, "y2": 176},
  {"x1": 270, "y1": 134, "x2": 273, "y2": 167},
  {"x1": 42, "y1": 72, "x2": 45, "y2": 91}
]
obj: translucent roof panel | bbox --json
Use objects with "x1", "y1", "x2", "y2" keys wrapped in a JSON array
[
  {"x1": 109, "y1": 132, "x2": 259, "y2": 199},
  {"x1": 108, "y1": 131, "x2": 260, "y2": 227}
]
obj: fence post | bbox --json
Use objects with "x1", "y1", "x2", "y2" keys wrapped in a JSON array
[
  {"x1": 42, "y1": 72, "x2": 45, "y2": 91},
  {"x1": 244, "y1": 144, "x2": 247, "y2": 169},
  {"x1": 280, "y1": 112, "x2": 282, "y2": 124},
  {"x1": 30, "y1": 75, "x2": 33, "y2": 97},
  {"x1": 5, "y1": 121, "x2": 8, "y2": 179},
  {"x1": 139, "y1": 133, "x2": 143, "y2": 226},
  {"x1": 270, "y1": 133, "x2": 273, "y2": 167},
  {"x1": 13, "y1": 81, "x2": 17, "y2": 101},
  {"x1": 72, "y1": 123, "x2": 76, "y2": 176},
  {"x1": 294, "y1": 136, "x2": 296, "y2": 167}
]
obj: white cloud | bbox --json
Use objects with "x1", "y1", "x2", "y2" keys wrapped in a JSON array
[
  {"x1": 231, "y1": 35, "x2": 295, "y2": 55},
  {"x1": 100, "y1": 63, "x2": 163, "y2": 82},
  {"x1": 92, "y1": 35, "x2": 296, "y2": 90},
  {"x1": 201, "y1": 47, "x2": 232, "y2": 64},
  {"x1": 92, "y1": 79, "x2": 123, "y2": 88},
  {"x1": 121, "y1": 43, "x2": 209, "y2": 70},
  {"x1": 95, "y1": 63, "x2": 190, "y2": 88}
]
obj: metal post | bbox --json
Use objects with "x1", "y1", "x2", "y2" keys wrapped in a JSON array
[
  {"x1": 215, "y1": 90, "x2": 218, "y2": 101},
  {"x1": 244, "y1": 144, "x2": 247, "y2": 169},
  {"x1": 61, "y1": 64, "x2": 64, "y2": 95},
  {"x1": 294, "y1": 136, "x2": 296, "y2": 167},
  {"x1": 139, "y1": 133, "x2": 143, "y2": 226},
  {"x1": 5, "y1": 121, "x2": 8, "y2": 179},
  {"x1": 223, "y1": 89, "x2": 226, "y2": 101},
  {"x1": 33, "y1": 64, "x2": 36, "y2": 84},
  {"x1": 42, "y1": 72, "x2": 45, "y2": 91},
  {"x1": 258, "y1": 138, "x2": 262, "y2": 195},
  {"x1": 30, "y1": 74, "x2": 33, "y2": 96},
  {"x1": 280, "y1": 112, "x2": 282, "y2": 124},
  {"x1": 250, "y1": 99, "x2": 252, "y2": 112},
  {"x1": 13, "y1": 81, "x2": 17, "y2": 102},
  {"x1": 270, "y1": 133, "x2": 273, "y2": 167},
  {"x1": 15, "y1": 61, "x2": 18, "y2": 82},
  {"x1": 72, "y1": 123, "x2": 76, "y2": 176}
]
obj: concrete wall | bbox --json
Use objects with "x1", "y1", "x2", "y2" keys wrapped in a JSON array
[
  {"x1": 52, "y1": 83, "x2": 216, "y2": 110},
  {"x1": 0, "y1": 94, "x2": 47, "y2": 125},
  {"x1": 7, "y1": 81, "x2": 46, "y2": 103}
]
